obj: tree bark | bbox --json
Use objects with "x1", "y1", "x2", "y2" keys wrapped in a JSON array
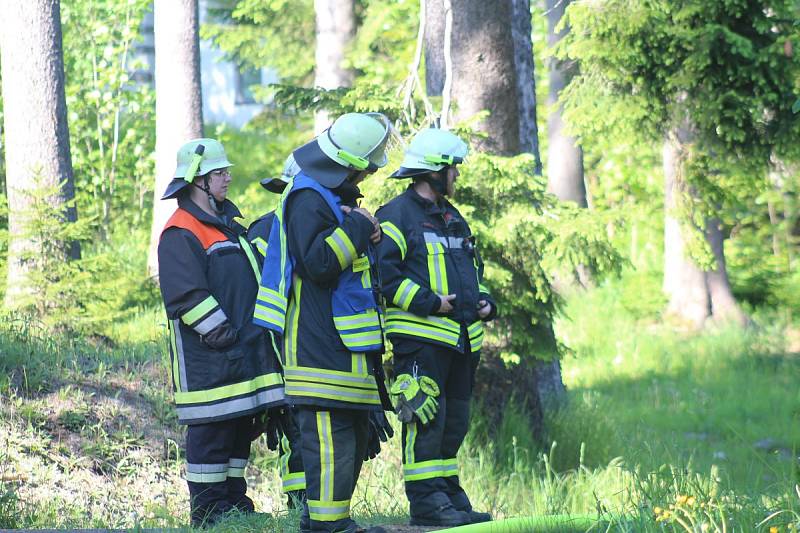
[
  {"x1": 427, "y1": 0, "x2": 565, "y2": 429},
  {"x1": 511, "y1": 0, "x2": 541, "y2": 170},
  {"x1": 313, "y1": 0, "x2": 356, "y2": 133},
  {"x1": 424, "y1": 0, "x2": 446, "y2": 98},
  {"x1": 0, "y1": 0, "x2": 79, "y2": 307},
  {"x1": 147, "y1": 0, "x2": 204, "y2": 278},
  {"x1": 662, "y1": 128, "x2": 747, "y2": 328},
  {"x1": 545, "y1": 0, "x2": 585, "y2": 206},
  {"x1": 448, "y1": 0, "x2": 520, "y2": 155}
]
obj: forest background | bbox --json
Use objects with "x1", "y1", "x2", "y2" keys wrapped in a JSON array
[{"x1": 0, "y1": 0, "x2": 799, "y2": 531}]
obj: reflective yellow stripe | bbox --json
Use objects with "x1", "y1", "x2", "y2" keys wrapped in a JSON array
[
  {"x1": 426, "y1": 243, "x2": 448, "y2": 295},
  {"x1": 468, "y1": 320, "x2": 484, "y2": 352},
  {"x1": 333, "y1": 310, "x2": 380, "y2": 329},
  {"x1": 285, "y1": 367, "x2": 378, "y2": 390},
  {"x1": 285, "y1": 380, "x2": 381, "y2": 405},
  {"x1": 186, "y1": 462, "x2": 228, "y2": 483},
  {"x1": 381, "y1": 221, "x2": 407, "y2": 260},
  {"x1": 392, "y1": 279, "x2": 421, "y2": 311},
  {"x1": 169, "y1": 321, "x2": 181, "y2": 391},
  {"x1": 478, "y1": 283, "x2": 490, "y2": 294},
  {"x1": 253, "y1": 303, "x2": 284, "y2": 329},
  {"x1": 325, "y1": 227, "x2": 357, "y2": 270},
  {"x1": 404, "y1": 459, "x2": 445, "y2": 481},
  {"x1": 238, "y1": 235, "x2": 261, "y2": 281},
  {"x1": 253, "y1": 237, "x2": 268, "y2": 257},
  {"x1": 339, "y1": 330, "x2": 384, "y2": 347},
  {"x1": 285, "y1": 276, "x2": 301, "y2": 368},
  {"x1": 351, "y1": 352, "x2": 367, "y2": 375},
  {"x1": 282, "y1": 472, "x2": 306, "y2": 491},
  {"x1": 405, "y1": 422, "x2": 417, "y2": 465},
  {"x1": 317, "y1": 412, "x2": 334, "y2": 503},
  {"x1": 308, "y1": 499, "x2": 350, "y2": 522},
  {"x1": 174, "y1": 372, "x2": 284, "y2": 405},
  {"x1": 181, "y1": 295, "x2": 218, "y2": 325},
  {"x1": 442, "y1": 457, "x2": 458, "y2": 477},
  {"x1": 257, "y1": 286, "x2": 288, "y2": 312}
]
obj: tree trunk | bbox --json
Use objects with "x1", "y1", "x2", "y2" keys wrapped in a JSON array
[
  {"x1": 146, "y1": 0, "x2": 204, "y2": 278},
  {"x1": 662, "y1": 129, "x2": 747, "y2": 328},
  {"x1": 423, "y1": 0, "x2": 446, "y2": 97},
  {"x1": 0, "y1": 0, "x2": 79, "y2": 307},
  {"x1": 428, "y1": 0, "x2": 565, "y2": 430},
  {"x1": 545, "y1": 0, "x2": 585, "y2": 206},
  {"x1": 313, "y1": 0, "x2": 355, "y2": 133},
  {"x1": 448, "y1": 0, "x2": 519, "y2": 155},
  {"x1": 510, "y1": 0, "x2": 541, "y2": 170}
]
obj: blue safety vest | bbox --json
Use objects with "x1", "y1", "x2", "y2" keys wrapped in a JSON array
[{"x1": 253, "y1": 173, "x2": 384, "y2": 352}]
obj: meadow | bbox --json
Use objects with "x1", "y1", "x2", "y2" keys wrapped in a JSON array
[{"x1": 0, "y1": 271, "x2": 798, "y2": 532}]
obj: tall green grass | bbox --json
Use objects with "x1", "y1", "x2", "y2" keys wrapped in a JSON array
[{"x1": 1, "y1": 271, "x2": 799, "y2": 531}]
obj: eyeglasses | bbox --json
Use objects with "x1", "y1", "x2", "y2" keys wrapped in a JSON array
[{"x1": 210, "y1": 169, "x2": 231, "y2": 178}]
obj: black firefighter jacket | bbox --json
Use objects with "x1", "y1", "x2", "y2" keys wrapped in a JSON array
[
  {"x1": 375, "y1": 185, "x2": 496, "y2": 355},
  {"x1": 158, "y1": 196, "x2": 285, "y2": 425}
]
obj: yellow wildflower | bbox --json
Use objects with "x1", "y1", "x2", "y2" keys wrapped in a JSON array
[
  {"x1": 686, "y1": 496, "x2": 696, "y2": 506},
  {"x1": 770, "y1": 527, "x2": 779, "y2": 533},
  {"x1": 677, "y1": 495, "x2": 688, "y2": 505}
]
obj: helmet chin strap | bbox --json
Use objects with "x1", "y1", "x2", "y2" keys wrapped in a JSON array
[
  {"x1": 421, "y1": 172, "x2": 449, "y2": 197},
  {"x1": 193, "y1": 176, "x2": 224, "y2": 214}
]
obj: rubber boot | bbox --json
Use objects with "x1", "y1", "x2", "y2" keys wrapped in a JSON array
[{"x1": 409, "y1": 501, "x2": 471, "y2": 527}]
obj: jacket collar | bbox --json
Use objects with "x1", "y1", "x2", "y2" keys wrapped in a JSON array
[
  {"x1": 404, "y1": 184, "x2": 451, "y2": 216},
  {"x1": 177, "y1": 196, "x2": 243, "y2": 230}
]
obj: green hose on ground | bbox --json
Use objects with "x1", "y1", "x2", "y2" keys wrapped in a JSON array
[{"x1": 435, "y1": 514, "x2": 603, "y2": 532}]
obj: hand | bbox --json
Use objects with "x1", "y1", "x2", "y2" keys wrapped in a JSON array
[
  {"x1": 437, "y1": 294, "x2": 456, "y2": 314},
  {"x1": 201, "y1": 321, "x2": 238, "y2": 350},
  {"x1": 341, "y1": 205, "x2": 380, "y2": 242},
  {"x1": 477, "y1": 299, "x2": 492, "y2": 319}
]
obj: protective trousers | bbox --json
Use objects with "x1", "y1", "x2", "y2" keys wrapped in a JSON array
[
  {"x1": 185, "y1": 414, "x2": 256, "y2": 526},
  {"x1": 296, "y1": 406, "x2": 369, "y2": 533},
  {"x1": 279, "y1": 407, "x2": 307, "y2": 507},
  {"x1": 394, "y1": 341, "x2": 479, "y2": 516}
]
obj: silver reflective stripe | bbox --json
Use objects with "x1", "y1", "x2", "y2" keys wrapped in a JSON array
[
  {"x1": 329, "y1": 231, "x2": 355, "y2": 264},
  {"x1": 206, "y1": 241, "x2": 240, "y2": 254},
  {"x1": 229, "y1": 458, "x2": 248, "y2": 468},
  {"x1": 405, "y1": 463, "x2": 442, "y2": 476},
  {"x1": 288, "y1": 385, "x2": 379, "y2": 402},
  {"x1": 385, "y1": 323, "x2": 459, "y2": 345},
  {"x1": 432, "y1": 255, "x2": 444, "y2": 293},
  {"x1": 423, "y1": 232, "x2": 463, "y2": 249},
  {"x1": 254, "y1": 305, "x2": 284, "y2": 324},
  {"x1": 193, "y1": 308, "x2": 227, "y2": 335},
  {"x1": 396, "y1": 281, "x2": 416, "y2": 307},
  {"x1": 334, "y1": 313, "x2": 378, "y2": 328},
  {"x1": 319, "y1": 413, "x2": 332, "y2": 501},
  {"x1": 176, "y1": 387, "x2": 286, "y2": 422},
  {"x1": 309, "y1": 504, "x2": 349, "y2": 516},
  {"x1": 173, "y1": 319, "x2": 189, "y2": 392},
  {"x1": 285, "y1": 368, "x2": 376, "y2": 385},
  {"x1": 387, "y1": 309, "x2": 460, "y2": 331},
  {"x1": 186, "y1": 462, "x2": 228, "y2": 483}
]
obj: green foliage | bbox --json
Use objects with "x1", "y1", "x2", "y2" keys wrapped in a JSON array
[
  {"x1": 202, "y1": 0, "x2": 315, "y2": 84},
  {"x1": 456, "y1": 153, "x2": 625, "y2": 360},
  {"x1": 61, "y1": 0, "x2": 156, "y2": 238}
]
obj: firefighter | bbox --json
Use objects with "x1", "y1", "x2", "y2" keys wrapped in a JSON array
[
  {"x1": 158, "y1": 138, "x2": 285, "y2": 527},
  {"x1": 253, "y1": 113, "x2": 394, "y2": 533},
  {"x1": 246, "y1": 156, "x2": 307, "y2": 510},
  {"x1": 375, "y1": 128, "x2": 497, "y2": 527}
]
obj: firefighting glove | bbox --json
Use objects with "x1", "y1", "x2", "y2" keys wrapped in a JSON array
[
  {"x1": 250, "y1": 411, "x2": 268, "y2": 442},
  {"x1": 201, "y1": 321, "x2": 238, "y2": 350},
  {"x1": 250, "y1": 408, "x2": 283, "y2": 449},
  {"x1": 390, "y1": 374, "x2": 440, "y2": 425},
  {"x1": 364, "y1": 409, "x2": 394, "y2": 461}
]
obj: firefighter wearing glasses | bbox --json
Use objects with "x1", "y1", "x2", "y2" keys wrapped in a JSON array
[
  {"x1": 254, "y1": 114, "x2": 394, "y2": 533},
  {"x1": 375, "y1": 128, "x2": 497, "y2": 527},
  {"x1": 158, "y1": 138, "x2": 286, "y2": 527}
]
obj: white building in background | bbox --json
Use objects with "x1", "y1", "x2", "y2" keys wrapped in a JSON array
[{"x1": 134, "y1": 1, "x2": 276, "y2": 129}]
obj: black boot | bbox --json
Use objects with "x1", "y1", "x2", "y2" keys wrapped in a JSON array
[
  {"x1": 409, "y1": 502, "x2": 471, "y2": 527},
  {"x1": 466, "y1": 510, "x2": 492, "y2": 523}
]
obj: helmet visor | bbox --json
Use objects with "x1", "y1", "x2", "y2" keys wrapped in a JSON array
[{"x1": 364, "y1": 113, "x2": 405, "y2": 168}]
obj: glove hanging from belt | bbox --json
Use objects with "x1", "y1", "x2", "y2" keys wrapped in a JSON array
[{"x1": 390, "y1": 374, "x2": 440, "y2": 425}]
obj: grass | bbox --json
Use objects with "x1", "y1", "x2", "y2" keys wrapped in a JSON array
[{"x1": 0, "y1": 273, "x2": 799, "y2": 531}]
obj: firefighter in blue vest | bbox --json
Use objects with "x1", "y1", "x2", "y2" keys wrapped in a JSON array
[
  {"x1": 253, "y1": 113, "x2": 394, "y2": 533},
  {"x1": 158, "y1": 138, "x2": 286, "y2": 527},
  {"x1": 375, "y1": 128, "x2": 497, "y2": 527},
  {"x1": 246, "y1": 156, "x2": 307, "y2": 510}
]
